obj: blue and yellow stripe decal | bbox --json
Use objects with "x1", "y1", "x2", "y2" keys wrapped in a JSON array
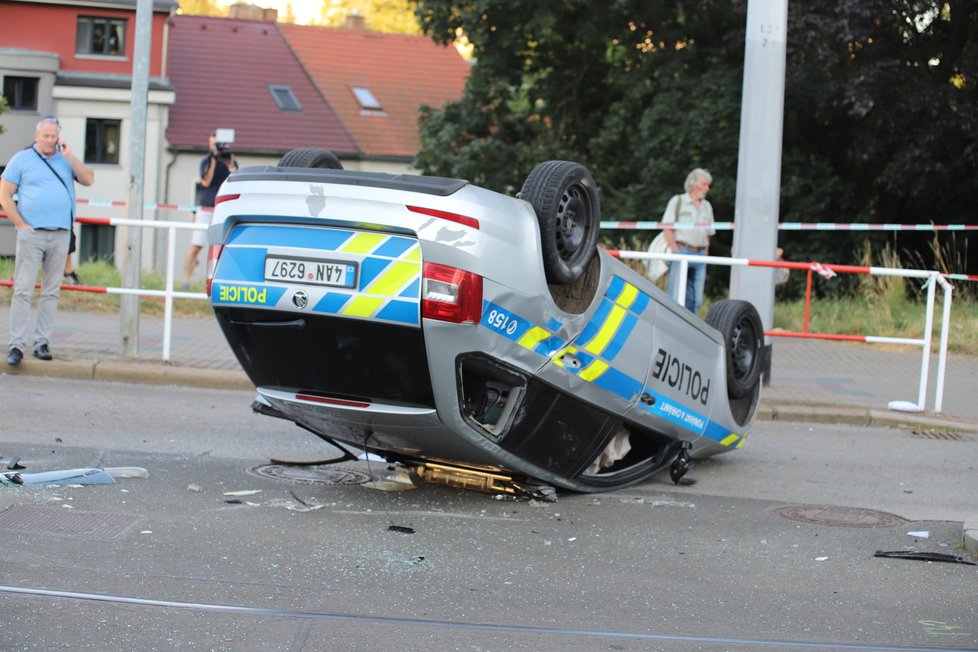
[
  {"x1": 481, "y1": 301, "x2": 568, "y2": 357},
  {"x1": 550, "y1": 276, "x2": 650, "y2": 402},
  {"x1": 213, "y1": 224, "x2": 421, "y2": 326},
  {"x1": 481, "y1": 275, "x2": 744, "y2": 448},
  {"x1": 634, "y1": 388, "x2": 744, "y2": 446}
]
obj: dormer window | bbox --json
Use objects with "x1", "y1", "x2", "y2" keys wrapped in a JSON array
[
  {"x1": 352, "y1": 86, "x2": 385, "y2": 115},
  {"x1": 269, "y1": 85, "x2": 302, "y2": 112},
  {"x1": 77, "y1": 16, "x2": 126, "y2": 57}
]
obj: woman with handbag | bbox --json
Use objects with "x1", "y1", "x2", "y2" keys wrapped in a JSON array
[{"x1": 661, "y1": 168, "x2": 715, "y2": 315}]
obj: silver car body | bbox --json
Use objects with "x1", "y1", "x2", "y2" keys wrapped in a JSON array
[{"x1": 207, "y1": 166, "x2": 759, "y2": 492}]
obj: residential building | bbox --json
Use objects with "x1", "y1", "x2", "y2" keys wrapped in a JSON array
[
  {"x1": 0, "y1": 0, "x2": 177, "y2": 263},
  {"x1": 1, "y1": 2, "x2": 470, "y2": 281}
]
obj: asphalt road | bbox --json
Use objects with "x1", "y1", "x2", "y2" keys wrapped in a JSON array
[{"x1": 1, "y1": 375, "x2": 976, "y2": 651}]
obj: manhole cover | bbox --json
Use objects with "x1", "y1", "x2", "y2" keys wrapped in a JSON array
[
  {"x1": 773, "y1": 505, "x2": 907, "y2": 528},
  {"x1": 0, "y1": 505, "x2": 140, "y2": 540},
  {"x1": 246, "y1": 464, "x2": 371, "y2": 486}
]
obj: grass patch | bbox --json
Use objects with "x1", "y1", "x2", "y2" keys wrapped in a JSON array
[
  {"x1": 772, "y1": 296, "x2": 978, "y2": 355},
  {"x1": 770, "y1": 242, "x2": 978, "y2": 354},
  {"x1": 0, "y1": 258, "x2": 213, "y2": 318}
]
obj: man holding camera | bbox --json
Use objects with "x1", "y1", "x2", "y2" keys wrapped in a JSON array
[{"x1": 183, "y1": 130, "x2": 238, "y2": 288}]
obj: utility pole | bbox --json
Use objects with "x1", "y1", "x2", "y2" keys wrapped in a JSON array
[
  {"x1": 729, "y1": 0, "x2": 788, "y2": 333},
  {"x1": 121, "y1": 0, "x2": 152, "y2": 356}
]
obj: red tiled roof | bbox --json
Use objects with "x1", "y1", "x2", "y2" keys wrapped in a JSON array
[
  {"x1": 279, "y1": 23, "x2": 470, "y2": 160},
  {"x1": 166, "y1": 15, "x2": 357, "y2": 156}
]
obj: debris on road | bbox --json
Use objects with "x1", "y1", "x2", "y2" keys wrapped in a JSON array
[
  {"x1": 2, "y1": 467, "x2": 116, "y2": 486},
  {"x1": 104, "y1": 467, "x2": 149, "y2": 479},
  {"x1": 873, "y1": 550, "x2": 976, "y2": 565},
  {"x1": 5, "y1": 457, "x2": 26, "y2": 471}
]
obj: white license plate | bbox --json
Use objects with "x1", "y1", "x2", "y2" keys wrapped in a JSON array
[{"x1": 264, "y1": 256, "x2": 356, "y2": 288}]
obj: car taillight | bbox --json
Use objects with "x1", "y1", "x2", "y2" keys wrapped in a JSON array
[
  {"x1": 215, "y1": 193, "x2": 240, "y2": 206},
  {"x1": 205, "y1": 244, "x2": 223, "y2": 297},
  {"x1": 422, "y1": 262, "x2": 483, "y2": 324}
]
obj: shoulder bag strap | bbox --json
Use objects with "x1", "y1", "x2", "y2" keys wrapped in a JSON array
[{"x1": 33, "y1": 148, "x2": 74, "y2": 220}]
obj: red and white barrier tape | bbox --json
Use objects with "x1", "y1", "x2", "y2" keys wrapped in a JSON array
[
  {"x1": 0, "y1": 278, "x2": 205, "y2": 298},
  {"x1": 609, "y1": 251, "x2": 978, "y2": 283},
  {"x1": 74, "y1": 199, "x2": 200, "y2": 212},
  {"x1": 600, "y1": 220, "x2": 978, "y2": 231},
  {"x1": 3, "y1": 200, "x2": 977, "y2": 231}
]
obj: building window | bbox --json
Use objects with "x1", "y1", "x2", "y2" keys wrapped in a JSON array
[
  {"x1": 351, "y1": 86, "x2": 384, "y2": 114},
  {"x1": 2, "y1": 76, "x2": 39, "y2": 111},
  {"x1": 268, "y1": 85, "x2": 301, "y2": 112},
  {"x1": 76, "y1": 16, "x2": 126, "y2": 56},
  {"x1": 85, "y1": 118, "x2": 121, "y2": 164}
]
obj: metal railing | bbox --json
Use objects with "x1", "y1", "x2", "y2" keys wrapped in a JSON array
[
  {"x1": 1, "y1": 207, "x2": 960, "y2": 412},
  {"x1": 612, "y1": 249, "x2": 955, "y2": 414}
]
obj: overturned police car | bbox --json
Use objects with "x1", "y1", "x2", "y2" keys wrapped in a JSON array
[{"x1": 206, "y1": 149, "x2": 763, "y2": 494}]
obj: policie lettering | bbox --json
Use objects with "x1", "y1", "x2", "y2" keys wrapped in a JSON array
[
  {"x1": 218, "y1": 285, "x2": 268, "y2": 305},
  {"x1": 652, "y1": 348, "x2": 710, "y2": 405}
]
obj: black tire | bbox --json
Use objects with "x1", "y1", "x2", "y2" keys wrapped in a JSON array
[
  {"x1": 519, "y1": 161, "x2": 601, "y2": 285},
  {"x1": 277, "y1": 148, "x2": 344, "y2": 169},
  {"x1": 705, "y1": 299, "x2": 764, "y2": 400}
]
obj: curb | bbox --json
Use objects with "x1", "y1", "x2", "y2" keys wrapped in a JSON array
[
  {"x1": 94, "y1": 360, "x2": 253, "y2": 389},
  {"x1": 757, "y1": 401, "x2": 978, "y2": 434},
  {"x1": 6, "y1": 359, "x2": 976, "y2": 432},
  {"x1": 1, "y1": 356, "x2": 253, "y2": 390},
  {"x1": 964, "y1": 519, "x2": 978, "y2": 561}
]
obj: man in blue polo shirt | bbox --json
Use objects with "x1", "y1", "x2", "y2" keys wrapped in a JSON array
[{"x1": 1, "y1": 115, "x2": 95, "y2": 365}]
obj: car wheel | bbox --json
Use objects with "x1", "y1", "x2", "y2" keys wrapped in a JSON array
[
  {"x1": 277, "y1": 148, "x2": 344, "y2": 169},
  {"x1": 705, "y1": 299, "x2": 764, "y2": 400},
  {"x1": 519, "y1": 161, "x2": 601, "y2": 285}
]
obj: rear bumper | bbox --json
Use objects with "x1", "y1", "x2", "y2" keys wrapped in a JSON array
[{"x1": 214, "y1": 307, "x2": 434, "y2": 407}]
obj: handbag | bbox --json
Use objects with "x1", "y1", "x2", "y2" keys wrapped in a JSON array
[
  {"x1": 645, "y1": 195, "x2": 681, "y2": 281},
  {"x1": 645, "y1": 232, "x2": 669, "y2": 280}
]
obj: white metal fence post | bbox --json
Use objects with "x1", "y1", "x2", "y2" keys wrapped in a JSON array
[
  {"x1": 934, "y1": 276, "x2": 954, "y2": 413},
  {"x1": 162, "y1": 225, "x2": 177, "y2": 362},
  {"x1": 915, "y1": 274, "x2": 937, "y2": 411}
]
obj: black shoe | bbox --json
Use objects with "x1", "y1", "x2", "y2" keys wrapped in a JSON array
[
  {"x1": 7, "y1": 348, "x2": 23, "y2": 366},
  {"x1": 33, "y1": 344, "x2": 52, "y2": 361},
  {"x1": 64, "y1": 272, "x2": 81, "y2": 286}
]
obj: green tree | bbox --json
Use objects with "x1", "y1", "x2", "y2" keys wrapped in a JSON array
[
  {"x1": 414, "y1": 0, "x2": 978, "y2": 281},
  {"x1": 280, "y1": 2, "x2": 297, "y2": 23},
  {"x1": 316, "y1": 0, "x2": 421, "y2": 33},
  {"x1": 415, "y1": 1, "x2": 747, "y2": 217},
  {"x1": 781, "y1": 1, "x2": 978, "y2": 278},
  {"x1": 178, "y1": 0, "x2": 226, "y2": 16}
]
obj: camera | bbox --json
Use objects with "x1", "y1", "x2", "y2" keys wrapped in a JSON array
[
  {"x1": 213, "y1": 128, "x2": 235, "y2": 163},
  {"x1": 214, "y1": 141, "x2": 232, "y2": 163}
]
